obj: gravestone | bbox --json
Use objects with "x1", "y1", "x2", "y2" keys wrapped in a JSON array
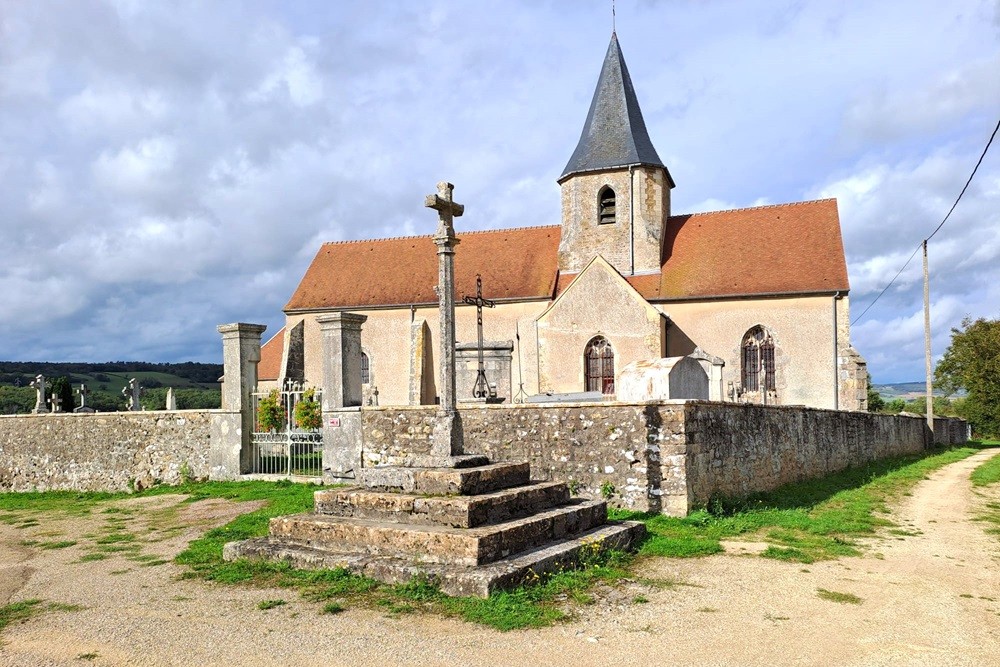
[
  {"x1": 122, "y1": 378, "x2": 142, "y2": 411},
  {"x1": 74, "y1": 384, "x2": 95, "y2": 413},
  {"x1": 29, "y1": 375, "x2": 46, "y2": 414}
]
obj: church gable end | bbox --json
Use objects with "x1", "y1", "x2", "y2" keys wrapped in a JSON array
[{"x1": 537, "y1": 256, "x2": 664, "y2": 394}]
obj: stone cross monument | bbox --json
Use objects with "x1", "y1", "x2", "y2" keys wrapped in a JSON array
[
  {"x1": 425, "y1": 181, "x2": 465, "y2": 457},
  {"x1": 30, "y1": 375, "x2": 46, "y2": 414}
]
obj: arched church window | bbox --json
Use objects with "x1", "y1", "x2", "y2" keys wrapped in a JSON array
[
  {"x1": 741, "y1": 326, "x2": 775, "y2": 392},
  {"x1": 598, "y1": 186, "x2": 616, "y2": 224},
  {"x1": 585, "y1": 336, "x2": 615, "y2": 394},
  {"x1": 361, "y1": 352, "x2": 370, "y2": 385}
]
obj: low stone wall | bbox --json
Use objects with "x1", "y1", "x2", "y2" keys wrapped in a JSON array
[
  {"x1": 0, "y1": 411, "x2": 219, "y2": 492},
  {"x1": 359, "y1": 402, "x2": 967, "y2": 515},
  {"x1": 682, "y1": 403, "x2": 942, "y2": 507},
  {"x1": 362, "y1": 403, "x2": 684, "y2": 512}
]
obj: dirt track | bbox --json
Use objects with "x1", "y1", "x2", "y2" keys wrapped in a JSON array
[{"x1": 1, "y1": 449, "x2": 998, "y2": 667}]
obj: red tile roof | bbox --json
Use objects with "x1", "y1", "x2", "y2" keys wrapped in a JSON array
[
  {"x1": 285, "y1": 199, "x2": 849, "y2": 311},
  {"x1": 285, "y1": 226, "x2": 561, "y2": 311},
  {"x1": 258, "y1": 327, "x2": 284, "y2": 381},
  {"x1": 658, "y1": 198, "x2": 849, "y2": 299}
]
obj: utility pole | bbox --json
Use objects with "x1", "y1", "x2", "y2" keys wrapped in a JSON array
[{"x1": 923, "y1": 240, "x2": 933, "y2": 432}]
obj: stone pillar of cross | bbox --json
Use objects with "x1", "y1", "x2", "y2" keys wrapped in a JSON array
[{"x1": 425, "y1": 181, "x2": 465, "y2": 457}]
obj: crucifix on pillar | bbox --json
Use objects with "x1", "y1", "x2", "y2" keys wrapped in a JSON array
[
  {"x1": 463, "y1": 274, "x2": 496, "y2": 399},
  {"x1": 425, "y1": 181, "x2": 465, "y2": 458}
]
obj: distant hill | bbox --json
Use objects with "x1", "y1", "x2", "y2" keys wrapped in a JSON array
[
  {"x1": 0, "y1": 361, "x2": 222, "y2": 393},
  {"x1": 872, "y1": 382, "x2": 964, "y2": 399}
]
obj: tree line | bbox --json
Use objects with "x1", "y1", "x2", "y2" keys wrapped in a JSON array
[
  {"x1": 0, "y1": 361, "x2": 222, "y2": 386},
  {"x1": 869, "y1": 316, "x2": 1000, "y2": 439}
]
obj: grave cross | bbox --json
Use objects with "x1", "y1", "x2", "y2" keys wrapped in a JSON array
[
  {"x1": 463, "y1": 274, "x2": 496, "y2": 398},
  {"x1": 75, "y1": 384, "x2": 94, "y2": 413},
  {"x1": 49, "y1": 391, "x2": 62, "y2": 413},
  {"x1": 29, "y1": 375, "x2": 46, "y2": 414}
]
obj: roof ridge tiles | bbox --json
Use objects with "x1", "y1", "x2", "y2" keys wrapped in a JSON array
[
  {"x1": 319, "y1": 224, "x2": 561, "y2": 247},
  {"x1": 676, "y1": 198, "x2": 835, "y2": 218}
]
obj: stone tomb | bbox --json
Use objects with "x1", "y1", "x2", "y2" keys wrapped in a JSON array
[{"x1": 224, "y1": 455, "x2": 644, "y2": 597}]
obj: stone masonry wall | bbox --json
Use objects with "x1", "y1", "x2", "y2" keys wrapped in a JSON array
[
  {"x1": 361, "y1": 404, "x2": 687, "y2": 513},
  {"x1": 360, "y1": 402, "x2": 967, "y2": 516},
  {"x1": 682, "y1": 402, "x2": 966, "y2": 508},
  {"x1": 0, "y1": 411, "x2": 217, "y2": 492}
]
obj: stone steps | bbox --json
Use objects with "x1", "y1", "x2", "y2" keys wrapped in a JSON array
[
  {"x1": 314, "y1": 480, "x2": 570, "y2": 528},
  {"x1": 355, "y1": 461, "x2": 530, "y2": 495},
  {"x1": 224, "y1": 451, "x2": 646, "y2": 597},
  {"x1": 223, "y1": 520, "x2": 645, "y2": 598},
  {"x1": 267, "y1": 498, "x2": 608, "y2": 567}
]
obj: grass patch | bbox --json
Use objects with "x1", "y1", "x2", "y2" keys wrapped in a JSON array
[
  {"x1": 38, "y1": 540, "x2": 77, "y2": 550},
  {"x1": 77, "y1": 553, "x2": 107, "y2": 562},
  {"x1": 321, "y1": 602, "x2": 345, "y2": 614},
  {"x1": 614, "y1": 445, "x2": 982, "y2": 564},
  {"x1": 0, "y1": 599, "x2": 43, "y2": 633},
  {"x1": 816, "y1": 588, "x2": 863, "y2": 604},
  {"x1": 257, "y1": 599, "x2": 286, "y2": 610},
  {"x1": 971, "y1": 447, "x2": 1000, "y2": 486},
  {"x1": 0, "y1": 599, "x2": 83, "y2": 636}
]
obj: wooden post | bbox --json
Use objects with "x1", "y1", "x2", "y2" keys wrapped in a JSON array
[{"x1": 923, "y1": 240, "x2": 934, "y2": 433}]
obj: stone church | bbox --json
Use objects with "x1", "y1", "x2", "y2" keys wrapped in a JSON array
[{"x1": 258, "y1": 33, "x2": 868, "y2": 412}]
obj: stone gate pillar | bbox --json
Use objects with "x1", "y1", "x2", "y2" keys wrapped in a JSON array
[
  {"x1": 214, "y1": 323, "x2": 267, "y2": 478},
  {"x1": 317, "y1": 313, "x2": 368, "y2": 479}
]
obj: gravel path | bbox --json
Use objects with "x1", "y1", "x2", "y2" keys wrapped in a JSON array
[{"x1": 1, "y1": 448, "x2": 998, "y2": 667}]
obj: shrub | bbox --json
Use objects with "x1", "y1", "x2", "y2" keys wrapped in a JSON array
[
  {"x1": 257, "y1": 390, "x2": 285, "y2": 432},
  {"x1": 294, "y1": 388, "x2": 322, "y2": 431}
]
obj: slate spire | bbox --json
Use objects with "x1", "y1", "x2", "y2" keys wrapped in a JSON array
[{"x1": 560, "y1": 32, "x2": 670, "y2": 183}]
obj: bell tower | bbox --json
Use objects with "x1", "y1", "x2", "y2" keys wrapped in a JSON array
[{"x1": 557, "y1": 33, "x2": 675, "y2": 276}]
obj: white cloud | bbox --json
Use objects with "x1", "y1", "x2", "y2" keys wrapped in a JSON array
[{"x1": 93, "y1": 136, "x2": 178, "y2": 197}]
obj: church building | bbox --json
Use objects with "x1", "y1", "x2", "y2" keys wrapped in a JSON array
[{"x1": 258, "y1": 33, "x2": 868, "y2": 412}]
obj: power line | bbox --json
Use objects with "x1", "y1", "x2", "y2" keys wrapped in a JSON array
[
  {"x1": 926, "y1": 117, "x2": 999, "y2": 242},
  {"x1": 851, "y1": 117, "x2": 1000, "y2": 326}
]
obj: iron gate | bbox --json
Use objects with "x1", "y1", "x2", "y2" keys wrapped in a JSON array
[{"x1": 250, "y1": 381, "x2": 324, "y2": 477}]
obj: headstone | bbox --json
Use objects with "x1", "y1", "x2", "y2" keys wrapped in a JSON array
[
  {"x1": 425, "y1": 181, "x2": 465, "y2": 458},
  {"x1": 165, "y1": 387, "x2": 177, "y2": 410},
  {"x1": 49, "y1": 391, "x2": 63, "y2": 413},
  {"x1": 29, "y1": 375, "x2": 46, "y2": 414},
  {"x1": 74, "y1": 383, "x2": 95, "y2": 413},
  {"x1": 122, "y1": 378, "x2": 143, "y2": 411}
]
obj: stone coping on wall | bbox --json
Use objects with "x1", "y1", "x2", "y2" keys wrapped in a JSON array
[
  {"x1": 359, "y1": 400, "x2": 944, "y2": 419},
  {"x1": 0, "y1": 409, "x2": 228, "y2": 420}
]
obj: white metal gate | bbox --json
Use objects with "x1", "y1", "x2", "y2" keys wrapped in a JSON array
[{"x1": 249, "y1": 381, "x2": 323, "y2": 477}]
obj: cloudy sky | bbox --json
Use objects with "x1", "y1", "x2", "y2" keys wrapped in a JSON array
[{"x1": 1, "y1": 0, "x2": 998, "y2": 383}]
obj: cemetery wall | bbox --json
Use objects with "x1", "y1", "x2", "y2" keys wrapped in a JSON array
[
  {"x1": 362, "y1": 403, "x2": 686, "y2": 512},
  {"x1": 0, "y1": 410, "x2": 218, "y2": 492},
  {"x1": 360, "y1": 402, "x2": 967, "y2": 515}
]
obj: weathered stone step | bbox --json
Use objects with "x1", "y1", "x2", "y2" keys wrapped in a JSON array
[
  {"x1": 267, "y1": 498, "x2": 608, "y2": 567},
  {"x1": 355, "y1": 461, "x2": 530, "y2": 496},
  {"x1": 224, "y1": 520, "x2": 646, "y2": 598},
  {"x1": 314, "y1": 481, "x2": 571, "y2": 528}
]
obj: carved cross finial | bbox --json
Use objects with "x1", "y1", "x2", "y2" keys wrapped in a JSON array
[{"x1": 425, "y1": 181, "x2": 464, "y2": 240}]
